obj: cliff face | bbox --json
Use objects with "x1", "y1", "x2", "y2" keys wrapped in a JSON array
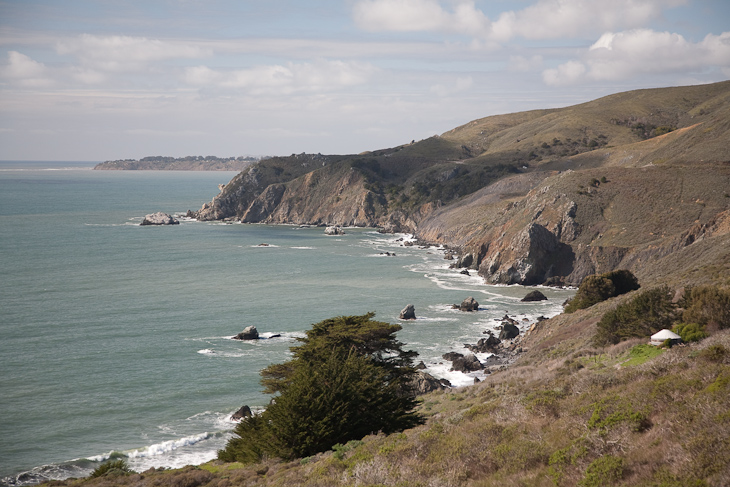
[
  {"x1": 416, "y1": 165, "x2": 730, "y2": 286},
  {"x1": 190, "y1": 81, "x2": 730, "y2": 287}
]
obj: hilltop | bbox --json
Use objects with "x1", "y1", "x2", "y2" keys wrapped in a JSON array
[{"x1": 191, "y1": 80, "x2": 730, "y2": 288}]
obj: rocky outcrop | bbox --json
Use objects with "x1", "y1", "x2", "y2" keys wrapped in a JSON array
[
  {"x1": 231, "y1": 405, "x2": 252, "y2": 421},
  {"x1": 499, "y1": 323, "x2": 520, "y2": 340},
  {"x1": 442, "y1": 352, "x2": 483, "y2": 372},
  {"x1": 453, "y1": 297, "x2": 479, "y2": 311},
  {"x1": 521, "y1": 290, "x2": 548, "y2": 302},
  {"x1": 399, "y1": 304, "x2": 416, "y2": 320},
  {"x1": 479, "y1": 222, "x2": 575, "y2": 285},
  {"x1": 465, "y1": 332, "x2": 501, "y2": 353},
  {"x1": 140, "y1": 212, "x2": 179, "y2": 226},
  {"x1": 325, "y1": 225, "x2": 345, "y2": 235},
  {"x1": 233, "y1": 326, "x2": 259, "y2": 340},
  {"x1": 410, "y1": 371, "x2": 449, "y2": 395}
]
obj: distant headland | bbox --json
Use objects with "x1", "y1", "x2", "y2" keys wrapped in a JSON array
[{"x1": 94, "y1": 155, "x2": 266, "y2": 171}]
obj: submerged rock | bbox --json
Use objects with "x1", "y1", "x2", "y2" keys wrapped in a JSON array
[
  {"x1": 140, "y1": 212, "x2": 179, "y2": 226},
  {"x1": 233, "y1": 326, "x2": 259, "y2": 340},
  {"x1": 399, "y1": 304, "x2": 416, "y2": 320}
]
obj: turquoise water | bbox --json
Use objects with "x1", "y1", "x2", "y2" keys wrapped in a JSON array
[{"x1": 0, "y1": 162, "x2": 573, "y2": 484}]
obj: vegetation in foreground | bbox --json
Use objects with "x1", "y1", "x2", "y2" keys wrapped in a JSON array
[
  {"x1": 220, "y1": 313, "x2": 423, "y2": 463},
  {"x1": 47, "y1": 283, "x2": 730, "y2": 487}
]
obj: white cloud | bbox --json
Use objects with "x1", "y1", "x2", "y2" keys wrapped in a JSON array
[
  {"x1": 55, "y1": 34, "x2": 210, "y2": 72},
  {"x1": 543, "y1": 29, "x2": 730, "y2": 85},
  {"x1": 508, "y1": 55, "x2": 543, "y2": 72},
  {"x1": 430, "y1": 75, "x2": 473, "y2": 97},
  {"x1": 353, "y1": 0, "x2": 490, "y2": 38},
  {"x1": 542, "y1": 60, "x2": 587, "y2": 86},
  {"x1": 490, "y1": 0, "x2": 676, "y2": 42},
  {"x1": 352, "y1": 0, "x2": 684, "y2": 42},
  {"x1": 184, "y1": 60, "x2": 378, "y2": 95},
  {"x1": 0, "y1": 51, "x2": 53, "y2": 86}
]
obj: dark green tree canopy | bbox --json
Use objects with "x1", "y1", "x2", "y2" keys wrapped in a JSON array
[
  {"x1": 565, "y1": 269, "x2": 640, "y2": 313},
  {"x1": 220, "y1": 313, "x2": 423, "y2": 463}
]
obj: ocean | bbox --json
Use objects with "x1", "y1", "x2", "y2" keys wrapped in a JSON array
[{"x1": 0, "y1": 161, "x2": 574, "y2": 485}]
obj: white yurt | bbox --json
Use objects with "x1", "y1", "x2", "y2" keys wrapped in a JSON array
[{"x1": 650, "y1": 329, "x2": 682, "y2": 346}]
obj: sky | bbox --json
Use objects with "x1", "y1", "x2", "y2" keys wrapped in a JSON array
[{"x1": 1, "y1": 0, "x2": 729, "y2": 161}]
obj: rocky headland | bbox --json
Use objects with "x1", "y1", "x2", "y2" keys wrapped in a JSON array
[{"x1": 186, "y1": 81, "x2": 730, "y2": 289}]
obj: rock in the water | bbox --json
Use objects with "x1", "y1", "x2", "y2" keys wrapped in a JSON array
[
  {"x1": 231, "y1": 405, "x2": 252, "y2": 421},
  {"x1": 453, "y1": 296, "x2": 479, "y2": 311},
  {"x1": 465, "y1": 333, "x2": 501, "y2": 353},
  {"x1": 521, "y1": 290, "x2": 548, "y2": 302},
  {"x1": 140, "y1": 212, "x2": 179, "y2": 226},
  {"x1": 442, "y1": 352, "x2": 483, "y2": 372},
  {"x1": 399, "y1": 304, "x2": 416, "y2": 320},
  {"x1": 233, "y1": 326, "x2": 259, "y2": 340},
  {"x1": 324, "y1": 225, "x2": 345, "y2": 235},
  {"x1": 499, "y1": 323, "x2": 520, "y2": 340}
]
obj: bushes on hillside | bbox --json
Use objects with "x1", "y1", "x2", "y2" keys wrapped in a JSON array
[
  {"x1": 594, "y1": 286, "x2": 675, "y2": 346},
  {"x1": 565, "y1": 270, "x2": 640, "y2": 313},
  {"x1": 681, "y1": 285, "x2": 730, "y2": 330},
  {"x1": 219, "y1": 313, "x2": 423, "y2": 463},
  {"x1": 593, "y1": 284, "x2": 730, "y2": 347}
]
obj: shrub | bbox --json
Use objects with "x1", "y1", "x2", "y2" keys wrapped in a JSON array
[
  {"x1": 565, "y1": 270, "x2": 640, "y2": 313},
  {"x1": 89, "y1": 459, "x2": 132, "y2": 478},
  {"x1": 672, "y1": 322, "x2": 708, "y2": 343},
  {"x1": 700, "y1": 344, "x2": 728, "y2": 363},
  {"x1": 682, "y1": 286, "x2": 730, "y2": 330},
  {"x1": 220, "y1": 313, "x2": 423, "y2": 463},
  {"x1": 579, "y1": 455, "x2": 624, "y2": 487},
  {"x1": 594, "y1": 286, "x2": 675, "y2": 346}
]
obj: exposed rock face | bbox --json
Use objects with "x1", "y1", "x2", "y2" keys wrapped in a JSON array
[
  {"x1": 324, "y1": 226, "x2": 345, "y2": 235},
  {"x1": 233, "y1": 326, "x2": 259, "y2": 340},
  {"x1": 399, "y1": 304, "x2": 416, "y2": 320},
  {"x1": 140, "y1": 212, "x2": 179, "y2": 226},
  {"x1": 231, "y1": 405, "x2": 252, "y2": 421},
  {"x1": 453, "y1": 296, "x2": 479, "y2": 311},
  {"x1": 410, "y1": 371, "x2": 448, "y2": 395},
  {"x1": 479, "y1": 222, "x2": 574, "y2": 285},
  {"x1": 522, "y1": 290, "x2": 548, "y2": 302},
  {"x1": 442, "y1": 352, "x2": 483, "y2": 372},
  {"x1": 499, "y1": 323, "x2": 520, "y2": 340}
]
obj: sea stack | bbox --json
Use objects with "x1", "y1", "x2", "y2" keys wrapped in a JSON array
[{"x1": 140, "y1": 212, "x2": 179, "y2": 226}]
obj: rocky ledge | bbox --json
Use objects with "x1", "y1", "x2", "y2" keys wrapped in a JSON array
[{"x1": 140, "y1": 212, "x2": 179, "y2": 226}]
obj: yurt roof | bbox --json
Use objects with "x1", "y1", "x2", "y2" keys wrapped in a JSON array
[{"x1": 651, "y1": 329, "x2": 682, "y2": 340}]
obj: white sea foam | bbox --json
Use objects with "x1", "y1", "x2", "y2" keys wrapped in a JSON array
[
  {"x1": 291, "y1": 246, "x2": 315, "y2": 250},
  {"x1": 126, "y1": 433, "x2": 211, "y2": 459},
  {"x1": 197, "y1": 349, "x2": 215, "y2": 355}
]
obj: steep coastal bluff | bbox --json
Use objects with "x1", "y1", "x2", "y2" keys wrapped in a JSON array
[{"x1": 190, "y1": 81, "x2": 730, "y2": 288}]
